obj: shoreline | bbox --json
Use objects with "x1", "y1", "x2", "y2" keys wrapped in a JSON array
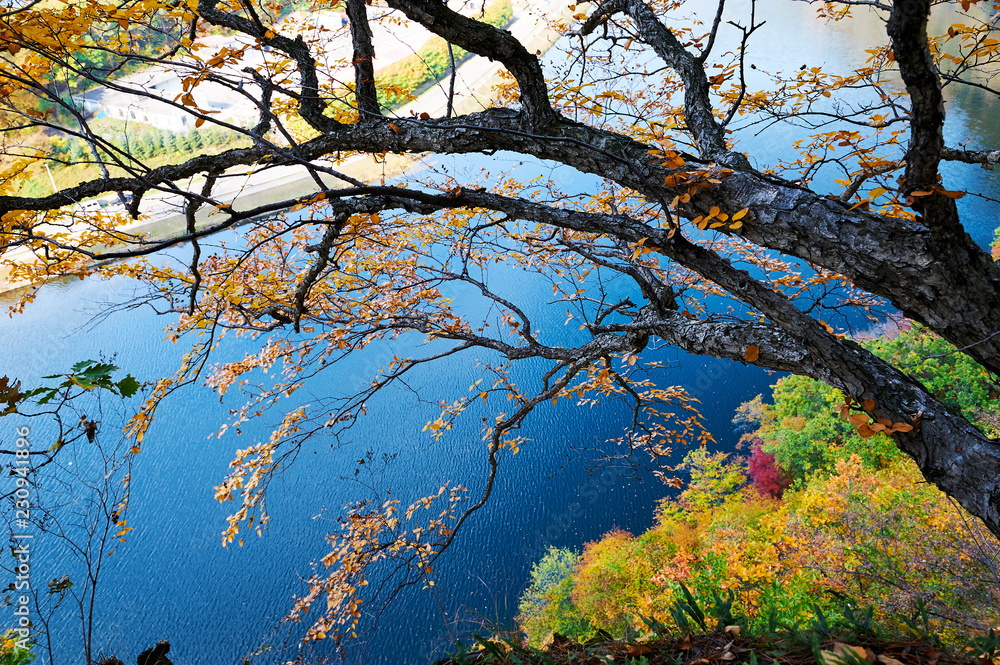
[{"x1": 0, "y1": 0, "x2": 571, "y2": 295}]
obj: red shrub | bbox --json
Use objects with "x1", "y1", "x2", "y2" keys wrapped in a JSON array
[{"x1": 748, "y1": 443, "x2": 791, "y2": 498}]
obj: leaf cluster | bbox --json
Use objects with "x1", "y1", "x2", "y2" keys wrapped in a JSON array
[{"x1": 22, "y1": 359, "x2": 139, "y2": 406}]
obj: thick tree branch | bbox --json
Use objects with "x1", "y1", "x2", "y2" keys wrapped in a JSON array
[
  {"x1": 886, "y1": 0, "x2": 940, "y2": 174},
  {"x1": 583, "y1": 0, "x2": 750, "y2": 167},
  {"x1": 4, "y1": 107, "x2": 1000, "y2": 373},
  {"x1": 941, "y1": 146, "x2": 1000, "y2": 166},
  {"x1": 197, "y1": 0, "x2": 341, "y2": 132},
  {"x1": 345, "y1": 0, "x2": 381, "y2": 119},
  {"x1": 887, "y1": 0, "x2": 962, "y2": 230},
  {"x1": 384, "y1": 0, "x2": 557, "y2": 126},
  {"x1": 364, "y1": 187, "x2": 1000, "y2": 538}
]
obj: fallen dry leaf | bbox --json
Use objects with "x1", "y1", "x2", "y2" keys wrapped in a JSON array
[
  {"x1": 877, "y1": 655, "x2": 906, "y2": 665},
  {"x1": 819, "y1": 643, "x2": 869, "y2": 665},
  {"x1": 626, "y1": 644, "x2": 654, "y2": 658}
]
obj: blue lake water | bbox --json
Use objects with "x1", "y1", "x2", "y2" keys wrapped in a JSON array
[{"x1": 2, "y1": 2, "x2": 998, "y2": 663}]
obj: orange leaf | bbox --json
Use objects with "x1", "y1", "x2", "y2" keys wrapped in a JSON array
[
  {"x1": 627, "y1": 645, "x2": 654, "y2": 658},
  {"x1": 862, "y1": 398, "x2": 875, "y2": 411},
  {"x1": 848, "y1": 413, "x2": 869, "y2": 427},
  {"x1": 745, "y1": 345, "x2": 760, "y2": 362}
]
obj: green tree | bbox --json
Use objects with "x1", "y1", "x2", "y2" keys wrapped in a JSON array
[
  {"x1": 517, "y1": 547, "x2": 591, "y2": 645},
  {"x1": 744, "y1": 324, "x2": 1000, "y2": 485}
]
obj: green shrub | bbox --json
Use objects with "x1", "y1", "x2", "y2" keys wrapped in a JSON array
[
  {"x1": 866, "y1": 322, "x2": 999, "y2": 423},
  {"x1": 517, "y1": 547, "x2": 591, "y2": 645},
  {"x1": 572, "y1": 529, "x2": 659, "y2": 636}
]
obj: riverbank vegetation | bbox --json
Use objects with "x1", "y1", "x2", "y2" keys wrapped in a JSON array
[
  {"x1": 0, "y1": 10, "x2": 215, "y2": 198},
  {"x1": 15, "y1": 122, "x2": 251, "y2": 199},
  {"x1": 516, "y1": 324, "x2": 1000, "y2": 654}
]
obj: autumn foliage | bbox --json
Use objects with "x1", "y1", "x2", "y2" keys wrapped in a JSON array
[
  {"x1": 519, "y1": 452, "x2": 1000, "y2": 649},
  {"x1": 746, "y1": 443, "x2": 790, "y2": 499},
  {"x1": 519, "y1": 328, "x2": 1000, "y2": 647}
]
